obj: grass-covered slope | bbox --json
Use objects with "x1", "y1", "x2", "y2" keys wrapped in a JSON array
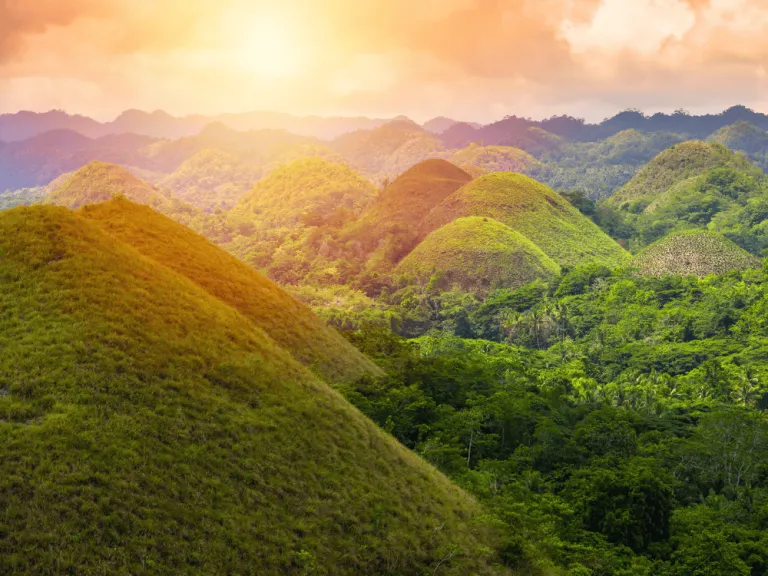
[
  {"x1": 80, "y1": 198, "x2": 379, "y2": 382},
  {"x1": 158, "y1": 148, "x2": 261, "y2": 211},
  {"x1": 344, "y1": 160, "x2": 472, "y2": 267},
  {"x1": 450, "y1": 144, "x2": 540, "y2": 175},
  {"x1": 608, "y1": 141, "x2": 760, "y2": 210},
  {"x1": 0, "y1": 204, "x2": 505, "y2": 575},
  {"x1": 229, "y1": 157, "x2": 377, "y2": 228},
  {"x1": 632, "y1": 230, "x2": 761, "y2": 277},
  {"x1": 425, "y1": 172, "x2": 630, "y2": 268},
  {"x1": 45, "y1": 161, "x2": 171, "y2": 210},
  {"x1": 396, "y1": 216, "x2": 560, "y2": 293}
]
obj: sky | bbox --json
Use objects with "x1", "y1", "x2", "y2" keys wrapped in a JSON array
[{"x1": 1, "y1": 0, "x2": 767, "y2": 123}]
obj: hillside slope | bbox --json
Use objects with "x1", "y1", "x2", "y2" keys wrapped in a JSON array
[
  {"x1": 396, "y1": 216, "x2": 560, "y2": 293},
  {"x1": 0, "y1": 204, "x2": 506, "y2": 575},
  {"x1": 80, "y1": 198, "x2": 379, "y2": 382},
  {"x1": 450, "y1": 144, "x2": 540, "y2": 175},
  {"x1": 424, "y1": 172, "x2": 630, "y2": 268},
  {"x1": 608, "y1": 141, "x2": 761, "y2": 209},
  {"x1": 631, "y1": 230, "x2": 761, "y2": 277}
]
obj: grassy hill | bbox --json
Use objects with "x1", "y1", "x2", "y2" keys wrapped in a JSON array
[
  {"x1": 158, "y1": 148, "x2": 261, "y2": 211},
  {"x1": 0, "y1": 203, "x2": 508, "y2": 575},
  {"x1": 450, "y1": 144, "x2": 540, "y2": 175},
  {"x1": 396, "y1": 216, "x2": 560, "y2": 293},
  {"x1": 631, "y1": 229, "x2": 761, "y2": 277},
  {"x1": 608, "y1": 141, "x2": 761, "y2": 210},
  {"x1": 80, "y1": 198, "x2": 379, "y2": 383},
  {"x1": 229, "y1": 157, "x2": 377, "y2": 229},
  {"x1": 424, "y1": 172, "x2": 630, "y2": 269},
  {"x1": 343, "y1": 160, "x2": 472, "y2": 268},
  {"x1": 45, "y1": 161, "x2": 172, "y2": 210}
]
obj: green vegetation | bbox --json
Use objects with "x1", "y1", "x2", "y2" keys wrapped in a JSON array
[
  {"x1": 450, "y1": 144, "x2": 540, "y2": 176},
  {"x1": 0, "y1": 202, "x2": 510, "y2": 575},
  {"x1": 631, "y1": 230, "x2": 761, "y2": 278},
  {"x1": 608, "y1": 142, "x2": 759, "y2": 211},
  {"x1": 396, "y1": 217, "x2": 560, "y2": 294},
  {"x1": 424, "y1": 172, "x2": 630, "y2": 269},
  {"x1": 0, "y1": 186, "x2": 46, "y2": 210},
  {"x1": 158, "y1": 148, "x2": 261, "y2": 211}
]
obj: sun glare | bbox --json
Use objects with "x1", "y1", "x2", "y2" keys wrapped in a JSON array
[{"x1": 232, "y1": 15, "x2": 304, "y2": 78}]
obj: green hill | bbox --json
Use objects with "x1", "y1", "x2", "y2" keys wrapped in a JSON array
[
  {"x1": 396, "y1": 216, "x2": 560, "y2": 293},
  {"x1": 708, "y1": 121, "x2": 768, "y2": 154},
  {"x1": 424, "y1": 172, "x2": 630, "y2": 268},
  {"x1": 158, "y1": 148, "x2": 261, "y2": 211},
  {"x1": 45, "y1": 161, "x2": 172, "y2": 210},
  {"x1": 450, "y1": 144, "x2": 540, "y2": 175},
  {"x1": 229, "y1": 157, "x2": 376, "y2": 229},
  {"x1": 0, "y1": 203, "x2": 508, "y2": 575},
  {"x1": 632, "y1": 230, "x2": 761, "y2": 277},
  {"x1": 608, "y1": 141, "x2": 760, "y2": 210},
  {"x1": 80, "y1": 198, "x2": 379, "y2": 383},
  {"x1": 343, "y1": 159, "x2": 472, "y2": 268}
]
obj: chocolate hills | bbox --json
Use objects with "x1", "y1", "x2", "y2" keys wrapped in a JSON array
[
  {"x1": 424, "y1": 172, "x2": 630, "y2": 269},
  {"x1": 0, "y1": 200, "x2": 506, "y2": 574},
  {"x1": 343, "y1": 159, "x2": 472, "y2": 268},
  {"x1": 450, "y1": 144, "x2": 540, "y2": 175},
  {"x1": 396, "y1": 216, "x2": 560, "y2": 293},
  {"x1": 608, "y1": 141, "x2": 761, "y2": 210},
  {"x1": 632, "y1": 230, "x2": 761, "y2": 277}
]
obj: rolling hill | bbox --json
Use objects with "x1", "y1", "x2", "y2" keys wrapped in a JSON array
[
  {"x1": 229, "y1": 157, "x2": 377, "y2": 229},
  {"x1": 343, "y1": 160, "x2": 472, "y2": 268},
  {"x1": 450, "y1": 144, "x2": 540, "y2": 175},
  {"x1": 631, "y1": 230, "x2": 761, "y2": 277},
  {"x1": 0, "y1": 202, "x2": 506, "y2": 575},
  {"x1": 424, "y1": 172, "x2": 630, "y2": 269},
  {"x1": 45, "y1": 161, "x2": 173, "y2": 210},
  {"x1": 608, "y1": 141, "x2": 761, "y2": 210},
  {"x1": 396, "y1": 216, "x2": 560, "y2": 293}
]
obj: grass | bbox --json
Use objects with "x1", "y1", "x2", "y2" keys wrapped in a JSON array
[
  {"x1": 631, "y1": 229, "x2": 761, "y2": 277},
  {"x1": 229, "y1": 157, "x2": 377, "y2": 228},
  {"x1": 45, "y1": 161, "x2": 172, "y2": 211},
  {"x1": 80, "y1": 197, "x2": 380, "y2": 383},
  {"x1": 609, "y1": 141, "x2": 761, "y2": 209},
  {"x1": 450, "y1": 144, "x2": 540, "y2": 176},
  {"x1": 424, "y1": 172, "x2": 630, "y2": 269},
  {"x1": 396, "y1": 216, "x2": 560, "y2": 294},
  {"x1": 0, "y1": 203, "x2": 509, "y2": 575}
]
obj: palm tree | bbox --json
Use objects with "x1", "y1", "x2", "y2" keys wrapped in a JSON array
[{"x1": 731, "y1": 368, "x2": 761, "y2": 409}]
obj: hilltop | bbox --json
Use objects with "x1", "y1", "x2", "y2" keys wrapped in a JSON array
[
  {"x1": 0, "y1": 202, "x2": 506, "y2": 575},
  {"x1": 80, "y1": 198, "x2": 379, "y2": 382},
  {"x1": 608, "y1": 141, "x2": 761, "y2": 210},
  {"x1": 424, "y1": 172, "x2": 630, "y2": 268},
  {"x1": 396, "y1": 216, "x2": 560, "y2": 293},
  {"x1": 343, "y1": 159, "x2": 472, "y2": 268},
  {"x1": 450, "y1": 144, "x2": 540, "y2": 175},
  {"x1": 631, "y1": 229, "x2": 761, "y2": 277},
  {"x1": 229, "y1": 157, "x2": 377, "y2": 229},
  {"x1": 45, "y1": 161, "x2": 172, "y2": 210}
]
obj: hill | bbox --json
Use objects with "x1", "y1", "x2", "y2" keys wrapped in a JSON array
[
  {"x1": 229, "y1": 157, "x2": 377, "y2": 229},
  {"x1": 158, "y1": 148, "x2": 261, "y2": 211},
  {"x1": 631, "y1": 230, "x2": 761, "y2": 277},
  {"x1": 608, "y1": 141, "x2": 761, "y2": 210},
  {"x1": 80, "y1": 198, "x2": 379, "y2": 382},
  {"x1": 343, "y1": 160, "x2": 472, "y2": 268},
  {"x1": 424, "y1": 172, "x2": 630, "y2": 268},
  {"x1": 333, "y1": 120, "x2": 447, "y2": 177},
  {"x1": 450, "y1": 144, "x2": 540, "y2": 175},
  {"x1": 45, "y1": 161, "x2": 172, "y2": 210},
  {"x1": 0, "y1": 203, "x2": 505, "y2": 575},
  {"x1": 396, "y1": 216, "x2": 560, "y2": 293}
]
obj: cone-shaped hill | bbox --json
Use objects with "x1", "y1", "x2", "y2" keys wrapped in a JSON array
[
  {"x1": 424, "y1": 172, "x2": 630, "y2": 269},
  {"x1": 631, "y1": 230, "x2": 761, "y2": 278},
  {"x1": 80, "y1": 197, "x2": 379, "y2": 383},
  {"x1": 343, "y1": 159, "x2": 472, "y2": 267},
  {"x1": 45, "y1": 161, "x2": 173, "y2": 210},
  {"x1": 0, "y1": 202, "x2": 507, "y2": 575},
  {"x1": 450, "y1": 144, "x2": 540, "y2": 176},
  {"x1": 608, "y1": 141, "x2": 761, "y2": 210},
  {"x1": 396, "y1": 216, "x2": 560, "y2": 293},
  {"x1": 229, "y1": 157, "x2": 377, "y2": 228}
]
